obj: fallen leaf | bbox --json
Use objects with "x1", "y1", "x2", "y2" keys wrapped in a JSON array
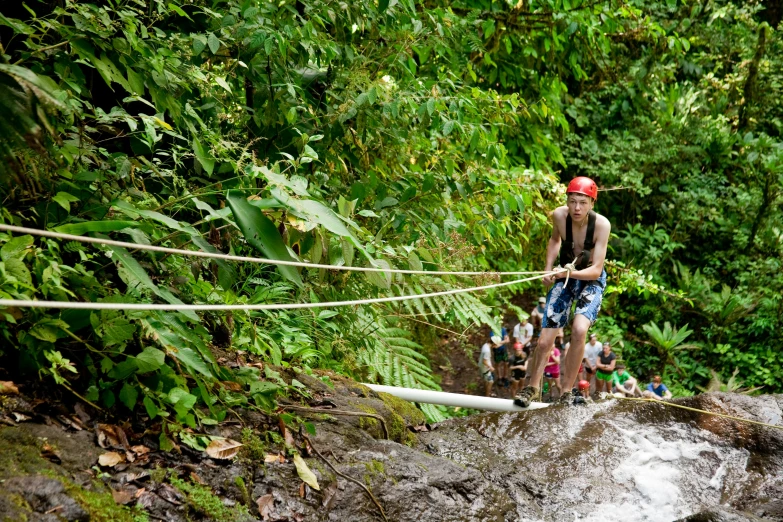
[
  {"x1": 322, "y1": 481, "x2": 338, "y2": 510},
  {"x1": 112, "y1": 489, "x2": 134, "y2": 505},
  {"x1": 299, "y1": 481, "x2": 306, "y2": 498},
  {"x1": 256, "y1": 494, "x2": 274, "y2": 520},
  {"x1": 98, "y1": 451, "x2": 125, "y2": 467},
  {"x1": 205, "y1": 438, "x2": 243, "y2": 460},
  {"x1": 97, "y1": 424, "x2": 123, "y2": 449},
  {"x1": 189, "y1": 472, "x2": 205, "y2": 485},
  {"x1": 293, "y1": 454, "x2": 320, "y2": 491},
  {"x1": 0, "y1": 381, "x2": 19, "y2": 395},
  {"x1": 131, "y1": 445, "x2": 150, "y2": 455},
  {"x1": 264, "y1": 453, "x2": 282, "y2": 463},
  {"x1": 134, "y1": 488, "x2": 146, "y2": 498},
  {"x1": 157, "y1": 483, "x2": 183, "y2": 505}
]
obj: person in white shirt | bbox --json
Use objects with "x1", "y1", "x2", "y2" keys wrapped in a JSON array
[
  {"x1": 512, "y1": 315, "x2": 534, "y2": 352},
  {"x1": 582, "y1": 333, "x2": 603, "y2": 391},
  {"x1": 479, "y1": 336, "x2": 502, "y2": 396}
]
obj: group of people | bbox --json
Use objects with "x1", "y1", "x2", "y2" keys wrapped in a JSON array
[
  {"x1": 479, "y1": 175, "x2": 673, "y2": 408},
  {"x1": 478, "y1": 313, "x2": 673, "y2": 402}
]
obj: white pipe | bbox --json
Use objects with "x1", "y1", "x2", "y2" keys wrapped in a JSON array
[{"x1": 363, "y1": 384, "x2": 550, "y2": 412}]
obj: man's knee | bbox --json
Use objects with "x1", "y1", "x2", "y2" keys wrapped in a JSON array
[{"x1": 571, "y1": 322, "x2": 589, "y2": 339}]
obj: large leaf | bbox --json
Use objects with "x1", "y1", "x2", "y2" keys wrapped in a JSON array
[
  {"x1": 112, "y1": 200, "x2": 236, "y2": 290},
  {"x1": 52, "y1": 221, "x2": 139, "y2": 235},
  {"x1": 226, "y1": 191, "x2": 303, "y2": 287},
  {"x1": 107, "y1": 245, "x2": 199, "y2": 322}
]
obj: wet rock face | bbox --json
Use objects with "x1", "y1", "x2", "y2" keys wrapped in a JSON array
[
  {"x1": 0, "y1": 377, "x2": 781, "y2": 522},
  {"x1": 419, "y1": 393, "x2": 783, "y2": 522}
]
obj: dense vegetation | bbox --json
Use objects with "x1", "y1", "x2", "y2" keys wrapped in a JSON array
[{"x1": 0, "y1": 0, "x2": 780, "y2": 442}]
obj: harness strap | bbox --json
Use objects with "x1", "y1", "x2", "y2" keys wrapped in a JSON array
[{"x1": 562, "y1": 211, "x2": 597, "y2": 270}]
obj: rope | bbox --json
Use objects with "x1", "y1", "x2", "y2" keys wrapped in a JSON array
[
  {"x1": 614, "y1": 396, "x2": 783, "y2": 432},
  {"x1": 0, "y1": 271, "x2": 557, "y2": 312},
  {"x1": 0, "y1": 224, "x2": 549, "y2": 277}
]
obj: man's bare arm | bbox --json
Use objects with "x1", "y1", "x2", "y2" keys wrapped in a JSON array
[{"x1": 542, "y1": 209, "x2": 564, "y2": 286}]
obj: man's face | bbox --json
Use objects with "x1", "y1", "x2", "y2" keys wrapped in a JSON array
[
  {"x1": 567, "y1": 194, "x2": 594, "y2": 221},
  {"x1": 617, "y1": 368, "x2": 625, "y2": 375},
  {"x1": 590, "y1": 335, "x2": 597, "y2": 344},
  {"x1": 603, "y1": 344, "x2": 611, "y2": 355}
]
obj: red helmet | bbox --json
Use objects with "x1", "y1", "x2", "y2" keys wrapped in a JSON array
[
  {"x1": 513, "y1": 342, "x2": 523, "y2": 350},
  {"x1": 578, "y1": 380, "x2": 590, "y2": 390},
  {"x1": 567, "y1": 177, "x2": 598, "y2": 200}
]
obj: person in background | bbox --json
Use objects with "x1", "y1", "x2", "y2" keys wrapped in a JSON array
[
  {"x1": 583, "y1": 333, "x2": 602, "y2": 390},
  {"x1": 530, "y1": 297, "x2": 546, "y2": 338},
  {"x1": 612, "y1": 364, "x2": 642, "y2": 397},
  {"x1": 643, "y1": 375, "x2": 672, "y2": 400},
  {"x1": 595, "y1": 342, "x2": 616, "y2": 394},
  {"x1": 491, "y1": 324, "x2": 510, "y2": 387},
  {"x1": 513, "y1": 315, "x2": 534, "y2": 354},
  {"x1": 509, "y1": 342, "x2": 528, "y2": 398},
  {"x1": 543, "y1": 345, "x2": 563, "y2": 400},
  {"x1": 479, "y1": 336, "x2": 502, "y2": 396},
  {"x1": 577, "y1": 379, "x2": 591, "y2": 401}
]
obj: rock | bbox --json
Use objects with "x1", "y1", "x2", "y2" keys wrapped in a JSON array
[{"x1": 6, "y1": 475, "x2": 88, "y2": 521}]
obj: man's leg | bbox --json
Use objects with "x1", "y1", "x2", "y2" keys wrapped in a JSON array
[{"x1": 560, "y1": 314, "x2": 590, "y2": 392}]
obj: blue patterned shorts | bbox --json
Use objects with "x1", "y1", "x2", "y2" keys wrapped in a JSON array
[{"x1": 542, "y1": 269, "x2": 607, "y2": 328}]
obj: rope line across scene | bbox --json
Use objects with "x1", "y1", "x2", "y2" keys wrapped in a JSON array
[{"x1": 0, "y1": 224, "x2": 551, "y2": 277}]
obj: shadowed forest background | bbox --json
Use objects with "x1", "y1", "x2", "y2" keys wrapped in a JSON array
[{"x1": 0, "y1": 0, "x2": 781, "y2": 433}]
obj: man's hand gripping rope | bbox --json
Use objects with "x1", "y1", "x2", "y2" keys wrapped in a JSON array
[{"x1": 551, "y1": 257, "x2": 579, "y2": 289}]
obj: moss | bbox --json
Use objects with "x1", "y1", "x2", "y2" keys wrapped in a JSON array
[
  {"x1": 64, "y1": 480, "x2": 148, "y2": 522},
  {"x1": 170, "y1": 476, "x2": 252, "y2": 522},
  {"x1": 364, "y1": 459, "x2": 385, "y2": 475},
  {"x1": 233, "y1": 476, "x2": 250, "y2": 507},
  {"x1": 239, "y1": 428, "x2": 266, "y2": 462},
  {"x1": 148, "y1": 467, "x2": 167, "y2": 484}
]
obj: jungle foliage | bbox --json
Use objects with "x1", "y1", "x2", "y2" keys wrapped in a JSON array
[{"x1": 0, "y1": 0, "x2": 779, "y2": 441}]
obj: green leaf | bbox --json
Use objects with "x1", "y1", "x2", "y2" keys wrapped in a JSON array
[
  {"x1": 143, "y1": 396, "x2": 159, "y2": 419},
  {"x1": 136, "y1": 347, "x2": 166, "y2": 373},
  {"x1": 52, "y1": 191, "x2": 80, "y2": 212},
  {"x1": 170, "y1": 346, "x2": 214, "y2": 378},
  {"x1": 108, "y1": 358, "x2": 138, "y2": 380},
  {"x1": 168, "y1": 3, "x2": 193, "y2": 20},
  {"x1": 193, "y1": 137, "x2": 215, "y2": 175},
  {"x1": 192, "y1": 35, "x2": 207, "y2": 55},
  {"x1": 119, "y1": 382, "x2": 139, "y2": 410},
  {"x1": 215, "y1": 76, "x2": 232, "y2": 93},
  {"x1": 378, "y1": 0, "x2": 389, "y2": 13},
  {"x1": 107, "y1": 245, "x2": 199, "y2": 322},
  {"x1": 51, "y1": 221, "x2": 138, "y2": 235},
  {"x1": 208, "y1": 33, "x2": 221, "y2": 54},
  {"x1": 227, "y1": 191, "x2": 303, "y2": 287},
  {"x1": 29, "y1": 318, "x2": 69, "y2": 342},
  {"x1": 1, "y1": 235, "x2": 33, "y2": 261}
]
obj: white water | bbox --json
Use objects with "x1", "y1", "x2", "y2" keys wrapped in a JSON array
[{"x1": 570, "y1": 422, "x2": 751, "y2": 521}]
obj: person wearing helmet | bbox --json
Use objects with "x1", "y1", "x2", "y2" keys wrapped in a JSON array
[{"x1": 515, "y1": 177, "x2": 611, "y2": 408}]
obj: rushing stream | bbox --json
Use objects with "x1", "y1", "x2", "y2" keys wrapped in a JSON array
[{"x1": 418, "y1": 394, "x2": 783, "y2": 521}]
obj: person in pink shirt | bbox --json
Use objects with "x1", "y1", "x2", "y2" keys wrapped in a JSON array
[{"x1": 543, "y1": 346, "x2": 563, "y2": 400}]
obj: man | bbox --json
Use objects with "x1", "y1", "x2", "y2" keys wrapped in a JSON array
[
  {"x1": 515, "y1": 177, "x2": 611, "y2": 408},
  {"x1": 583, "y1": 333, "x2": 602, "y2": 387},
  {"x1": 512, "y1": 315, "x2": 534, "y2": 353},
  {"x1": 595, "y1": 342, "x2": 616, "y2": 394},
  {"x1": 508, "y1": 342, "x2": 528, "y2": 398},
  {"x1": 491, "y1": 323, "x2": 510, "y2": 387},
  {"x1": 643, "y1": 375, "x2": 672, "y2": 400},
  {"x1": 612, "y1": 364, "x2": 641, "y2": 397},
  {"x1": 530, "y1": 297, "x2": 546, "y2": 338},
  {"x1": 479, "y1": 336, "x2": 502, "y2": 396}
]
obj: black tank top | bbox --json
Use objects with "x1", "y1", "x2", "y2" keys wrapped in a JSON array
[{"x1": 559, "y1": 211, "x2": 596, "y2": 270}]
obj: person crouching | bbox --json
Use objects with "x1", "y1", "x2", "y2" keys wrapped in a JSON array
[{"x1": 509, "y1": 343, "x2": 528, "y2": 398}]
